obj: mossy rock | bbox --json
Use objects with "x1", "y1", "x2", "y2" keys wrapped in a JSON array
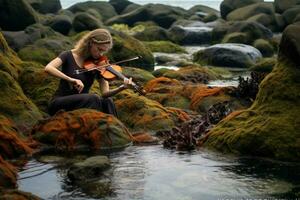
[
  {"x1": 152, "y1": 68, "x2": 174, "y2": 77},
  {"x1": 0, "y1": 33, "x2": 22, "y2": 79},
  {"x1": 250, "y1": 57, "x2": 276, "y2": 73},
  {"x1": 18, "y1": 62, "x2": 59, "y2": 113},
  {"x1": 143, "y1": 41, "x2": 187, "y2": 53},
  {"x1": 109, "y1": 0, "x2": 137, "y2": 14},
  {"x1": 163, "y1": 65, "x2": 217, "y2": 83},
  {"x1": 72, "y1": 12, "x2": 103, "y2": 32},
  {"x1": 0, "y1": 115, "x2": 32, "y2": 159},
  {"x1": 111, "y1": 24, "x2": 145, "y2": 35},
  {"x1": 253, "y1": 39, "x2": 274, "y2": 57},
  {"x1": 222, "y1": 32, "x2": 249, "y2": 44},
  {"x1": 122, "y1": 66, "x2": 155, "y2": 84},
  {"x1": 18, "y1": 36, "x2": 73, "y2": 65},
  {"x1": 0, "y1": 189, "x2": 41, "y2": 199},
  {"x1": 203, "y1": 24, "x2": 300, "y2": 161},
  {"x1": 220, "y1": 0, "x2": 263, "y2": 19},
  {"x1": 133, "y1": 26, "x2": 169, "y2": 41},
  {"x1": 226, "y1": 2, "x2": 275, "y2": 21},
  {"x1": 67, "y1": 1, "x2": 118, "y2": 22},
  {"x1": 282, "y1": 6, "x2": 300, "y2": 25},
  {"x1": 203, "y1": 13, "x2": 219, "y2": 23},
  {"x1": 107, "y1": 30, "x2": 155, "y2": 71},
  {"x1": 106, "y1": 4, "x2": 188, "y2": 29},
  {"x1": 27, "y1": 0, "x2": 62, "y2": 14},
  {"x1": 0, "y1": 70, "x2": 43, "y2": 127},
  {"x1": 0, "y1": 156, "x2": 17, "y2": 189},
  {"x1": 31, "y1": 109, "x2": 132, "y2": 150},
  {"x1": 274, "y1": 0, "x2": 300, "y2": 13},
  {"x1": 188, "y1": 5, "x2": 219, "y2": 16},
  {"x1": 0, "y1": 0, "x2": 39, "y2": 31},
  {"x1": 115, "y1": 90, "x2": 189, "y2": 132}
]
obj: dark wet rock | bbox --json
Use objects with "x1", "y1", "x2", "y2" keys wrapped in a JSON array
[
  {"x1": 72, "y1": 12, "x2": 103, "y2": 32},
  {"x1": 2, "y1": 23, "x2": 63, "y2": 51},
  {"x1": 31, "y1": 109, "x2": 133, "y2": 150},
  {"x1": 282, "y1": 6, "x2": 300, "y2": 25},
  {"x1": 121, "y1": 3, "x2": 141, "y2": 15},
  {"x1": 274, "y1": 0, "x2": 300, "y2": 13},
  {"x1": 67, "y1": 1, "x2": 117, "y2": 22},
  {"x1": 152, "y1": 68, "x2": 173, "y2": 77},
  {"x1": 109, "y1": 0, "x2": 137, "y2": 14},
  {"x1": 193, "y1": 43, "x2": 262, "y2": 68},
  {"x1": 133, "y1": 26, "x2": 169, "y2": 41},
  {"x1": 67, "y1": 156, "x2": 110, "y2": 181},
  {"x1": 212, "y1": 21, "x2": 273, "y2": 44},
  {"x1": 220, "y1": 0, "x2": 263, "y2": 19},
  {"x1": 106, "y1": 4, "x2": 188, "y2": 29},
  {"x1": 0, "y1": 0, "x2": 39, "y2": 31},
  {"x1": 26, "y1": 0, "x2": 61, "y2": 14},
  {"x1": 48, "y1": 14, "x2": 72, "y2": 35},
  {"x1": 253, "y1": 39, "x2": 274, "y2": 57},
  {"x1": 107, "y1": 30, "x2": 154, "y2": 71},
  {"x1": 203, "y1": 13, "x2": 219, "y2": 23},
  {"x1": 188, "y1": 5, "x2": 220, "y2": 16},
  {"x1": 168, "y1": 25, "x2": 212, "y2": 45},
  {"x1": 203, "y1": 23, "x2": 300, "y2": 162}
]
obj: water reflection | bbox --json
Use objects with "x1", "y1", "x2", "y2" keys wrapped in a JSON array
[{"x1": 18, "y1": 145, "x2": 299, "y2": 199}]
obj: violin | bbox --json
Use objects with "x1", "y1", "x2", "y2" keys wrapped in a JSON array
[{"x1": 74, "y1": 56, "x2": 146, "y2": 95}]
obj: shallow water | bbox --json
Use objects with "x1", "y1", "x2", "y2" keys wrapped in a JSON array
[{"x1": 18, "y1": 145, "x2": 300, "y2": 199}]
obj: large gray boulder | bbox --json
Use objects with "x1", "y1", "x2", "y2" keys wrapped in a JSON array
[
  {"x1": 0, "y1": 0, "x2": 39, "y2": 31},
  {"x1": 106, "y1": 4, "x2": 188, "y2": 28},
  {"x1": 220, "y1": 0, "x2": 263, "y2": 19},
  {"x1": 72, "y1": 12, "x2": 103, "y2": 32},
  {"x1": 193, "y1": 43, "x2": 262, "y2": 68}
]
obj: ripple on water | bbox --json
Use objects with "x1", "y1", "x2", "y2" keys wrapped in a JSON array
[{"x1": 18, "y1": 145, "x2": 299, "y2": 200}]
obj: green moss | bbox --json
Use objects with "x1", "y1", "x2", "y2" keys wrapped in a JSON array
[
  {"x1": 204, "y1": 57, "x2": 300, "y2": 161},
  {"x1": 18, "y1": 62, "x2": 59, "y2": 113},
  {"x1": 253, "y1": 39, "x2": 275, "y2": 57},
  {"x1": 152, "y1": 68, "x2": 174, "y2": 77},
  {"x1": 250, "y1": 57, "x2": 276, "y2": 73},
  {"x1": 18, "y1": 46, "x2": 56, "y2": 66},
  {"x1": 111, "y1": 24, "x2": 145, "y2": 35},
  {"x1": 222, "y1": 32, "x2": 249, "y2": 44},
  {"x1": 143, "y1": 41, "x2": 187, "y2": 53},
  {"x1": 0, "y1": 70, "x2": 42, "y2": 127}
]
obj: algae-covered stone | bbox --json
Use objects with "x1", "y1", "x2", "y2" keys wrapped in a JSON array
[
  {"x1": 222, "y1": 32, "x2": 248, "y2": 44},
  {"x1": 115, "y1": 91, "x2": 188, "y2": 132},
  {"x1": 0, "y1": 115, "x2": 32, "y2": 159},
  {"x1": 203, "y1": 24, "x2": 300, "y2": 161},
  {"x1": 253, "y1": 39, "x2": 274, "y2": 57},
  {"x1": 109, "y1": 0, "x2": 136, "y2": 14},
  {"x1": 250, "y1": 57, "x2": 276, "y2": 73},
  {"x1": 0, "y1": 0, "x2": 39, "y2": 31},
  {"x1": 143, "y1": 41, "x2": 187, "y2": 53},
  {"x1": 18, "y1": 62, "x2": 59, "y2": 113},
  {"x1": 72, "y1": 12, "x2": 103, "y2": 32},
  {"x1": 27, "y1": 0, "x2": 62, "y2": 14},
  {"x1": 67, "y1": 1, "x2": 117, "y2": 22},
  {"x1": 0, "y1": 33, "x2": 22, "y2": 79},
  {"x1": 68, "y1": 156, "x2": 110, "y2": 181},
  {"x1": 107, "y1": 30, "x2": 155, "y2": 71},
  {"x1": 274, "y1": 0, "x2": 300, "y2": 14},
  {"x1": 220, "y1": 0, "x2": 263, "y2": 19},
  {"x1": 282, "y1": 6, "x2": 300, "y2": 25},
  {"x1": 0, "y1": 70, "x2": 43, "y2": 127},
  {"x1": 0, "y1": 156, "x2": 17, "y2": 189},
  {"x1": 133, "y1": 26, "x2": 169, "y2": 41},
  {"x1": 106, "y1": 4, "x2": 187, "y2": 28},
  {"x1": 31, "y1": 109, "x2": 132, "y2": 150}
]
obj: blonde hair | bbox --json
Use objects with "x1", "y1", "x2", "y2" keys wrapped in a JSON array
[{"x1": 74, "y1": 28, "x2": 113, "y2": 58}]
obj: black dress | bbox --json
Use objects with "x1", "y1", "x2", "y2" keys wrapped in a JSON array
[{"x1": 48, "y1": 51, "x2": 118, "y2": 117}]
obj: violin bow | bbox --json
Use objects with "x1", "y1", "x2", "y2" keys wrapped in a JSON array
[{"x1": 74, "y1": 56, "x2": 141, "y2": 75}]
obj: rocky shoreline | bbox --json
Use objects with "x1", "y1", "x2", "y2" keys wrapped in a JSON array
[{"x1": 0, "y1": 0, "x2": 299, "y2": 199}]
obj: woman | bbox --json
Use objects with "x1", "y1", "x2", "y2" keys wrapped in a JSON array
[{"x1": 45, "y1": 28, "x2": 132, "y2": 116}]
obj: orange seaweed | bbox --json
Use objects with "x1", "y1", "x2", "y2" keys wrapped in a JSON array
[
  {"x1": 190, "y1": 87, "x2": 224, "y2": 110},
  {"x1": 0, "y1": 156, "x2": 17, "y2": 188}
]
